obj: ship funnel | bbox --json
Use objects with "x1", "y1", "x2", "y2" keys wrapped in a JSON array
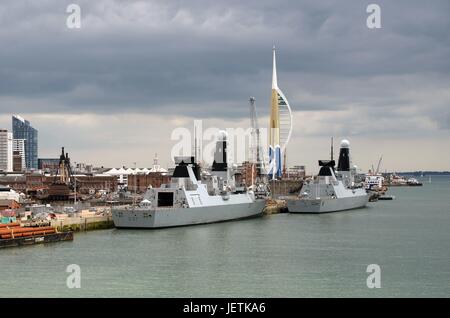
[
  {"x1": 212, "y1": 131, "x2": 228, "y2": 171},
  {"x1": 60, "y1": 147, "x2": 66, "y2": 161},
  {"x1": 337, "y1": 139, "x2": 350, "y2": 171}
]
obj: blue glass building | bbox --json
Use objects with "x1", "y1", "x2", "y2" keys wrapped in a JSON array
[{"x1": 12, "y1": 115, "x2": 38, "y2": 170}]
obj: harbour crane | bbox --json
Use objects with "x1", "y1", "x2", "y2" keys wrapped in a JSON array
[
  {"x1": 375, "y1": 155, "x2": 383, "y2": 175},
  {"x1": 249, "y1": 97, "x2": 265, "y2": 178}
]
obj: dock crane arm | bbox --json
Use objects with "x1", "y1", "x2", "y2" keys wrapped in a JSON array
[{"x1": 375, "y1": 156, "x2": 383, "y2": 175}]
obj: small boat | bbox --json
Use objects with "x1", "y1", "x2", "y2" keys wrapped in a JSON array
[
  {"x1": 378, "y1": 195, "x2": 395, "y2": 200},
  {"x1": 389, "y1": 173, "x2": 408, "y2": 186},
  {"x1": 407, "y1": 178, "x2": 423, "y2": 186}
]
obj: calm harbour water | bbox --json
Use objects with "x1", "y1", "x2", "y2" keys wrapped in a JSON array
[{"x1": 1, "y1": 176, "x2": 449, "y2": 298}]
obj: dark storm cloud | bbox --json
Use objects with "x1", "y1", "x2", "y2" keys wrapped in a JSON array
[{"x1": 0, "y1": 0, "x2": 449, "y2": 121}]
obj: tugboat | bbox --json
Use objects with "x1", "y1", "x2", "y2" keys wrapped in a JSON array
[
  {"x1": 286, "y1": 140, "x2": 369, "y2": 213},
  {"x1": 112, "y1": 131, "x2": 268, "y2": 228}
]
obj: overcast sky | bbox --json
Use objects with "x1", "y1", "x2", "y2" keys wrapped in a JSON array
[{"x1": 0, "y1": 0, "x2": 449, "y2": 172}]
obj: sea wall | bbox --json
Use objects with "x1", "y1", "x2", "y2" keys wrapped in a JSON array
[
  {"x1": 263, "y1": 199, "x2": 288, "y2": 215},
  {"x1": 270, "y1": 179, "x2": 303, "y2": 199},
  {"x1": 51, "y1": 215, "x2": 114, "y2": 232}
]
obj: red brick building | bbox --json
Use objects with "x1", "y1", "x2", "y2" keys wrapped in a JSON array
[
  {"x1": 127, "y1": 172, "x2": 171, "y2": 193},
  {"x1": 0, "y1": 200, "x2": 20, "y2": 211},
  {"x1": 0, "y1": 174, "x2": 118, "y2": 194},
  {"x1": 236, "y1": 161, "x2": 257, "y2": 187}
]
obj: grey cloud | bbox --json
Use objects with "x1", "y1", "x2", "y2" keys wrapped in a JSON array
[{"x1": 0, "y1": 0, "x2": 449, "y2": 132}]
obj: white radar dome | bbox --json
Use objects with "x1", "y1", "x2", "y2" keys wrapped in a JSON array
[
  {"x1": 218, "y1": 130, "x2": 228, "y2": 141},
  {"x1": 340, "y1": 139, "x2": 350, "y2": 148}
]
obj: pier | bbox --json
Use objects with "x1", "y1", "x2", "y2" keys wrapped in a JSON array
[
  {"x1": 270, "y1": 179, "x2": 303, "y2": 199},
  {"x1": 263, "y1": 199, "x2": 288, "y2": 215},
  {"x1": 51, "y1": 214, "x2": 114, "y2": 232}
]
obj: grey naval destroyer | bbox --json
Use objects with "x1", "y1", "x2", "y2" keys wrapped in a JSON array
[
  {"x1": 112, "y1": 131, "x2": 267, "y2": 228},
  {"x1": 287, "y1": 139, "x2": 369, "y2": 213}
]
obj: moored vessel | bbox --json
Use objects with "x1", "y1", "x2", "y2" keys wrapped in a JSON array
[
  {"x1": 0, "y1": 222, "x2": 73, "y2": 249},
  {"x1": 286, "y1": 140, "x2": 369, "y2": 213},
  {"x1": 407, "y1": 178, "x2": 423, "y2": 186},
  {"x1": 112, "y1": 131, "x2": 267, "y2": 229}
]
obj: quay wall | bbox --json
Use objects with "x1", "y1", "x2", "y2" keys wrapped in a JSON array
[
  {"x1": 51, "y1": 215, "x2": 114, "y2": 232},
  {"x1": 270, "y1": 179, "x2": 303, "y2": 199}
]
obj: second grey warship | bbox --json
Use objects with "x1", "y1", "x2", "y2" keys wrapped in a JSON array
[{"x1": 287, "y1": 140, "x2": 369, "y2": 213}]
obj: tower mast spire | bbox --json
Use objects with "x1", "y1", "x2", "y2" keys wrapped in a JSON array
[{"x1": 272, "y1": 46, "x2": 278, "y2": 89}]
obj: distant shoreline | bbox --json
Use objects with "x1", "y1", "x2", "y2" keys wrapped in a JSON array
[{"x1": 394, "y1": 172, "x2": 450, "y2": 176}]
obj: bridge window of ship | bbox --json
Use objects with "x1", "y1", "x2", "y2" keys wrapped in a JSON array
[{"x1": 157, "y1": 192, "x2": 174, "y2": 207}]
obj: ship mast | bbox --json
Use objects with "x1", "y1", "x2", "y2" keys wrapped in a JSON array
[
  {"x1": 194, "y1": 125, "x2": 197, "y2": 163},
  {"x1": 249, "y1": 97, "x2": 264, "y2": 181},
  {"x1": 331, "y1": 137, "x2": 334, "y2": 161}
]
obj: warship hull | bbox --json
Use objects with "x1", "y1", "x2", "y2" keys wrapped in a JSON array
[
  {"x1": 287, "y1": 194, "x2": 369, "y2": 213},
  {"x1": 112, "y1": 200, "x2": 266, "y2": 229}
]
